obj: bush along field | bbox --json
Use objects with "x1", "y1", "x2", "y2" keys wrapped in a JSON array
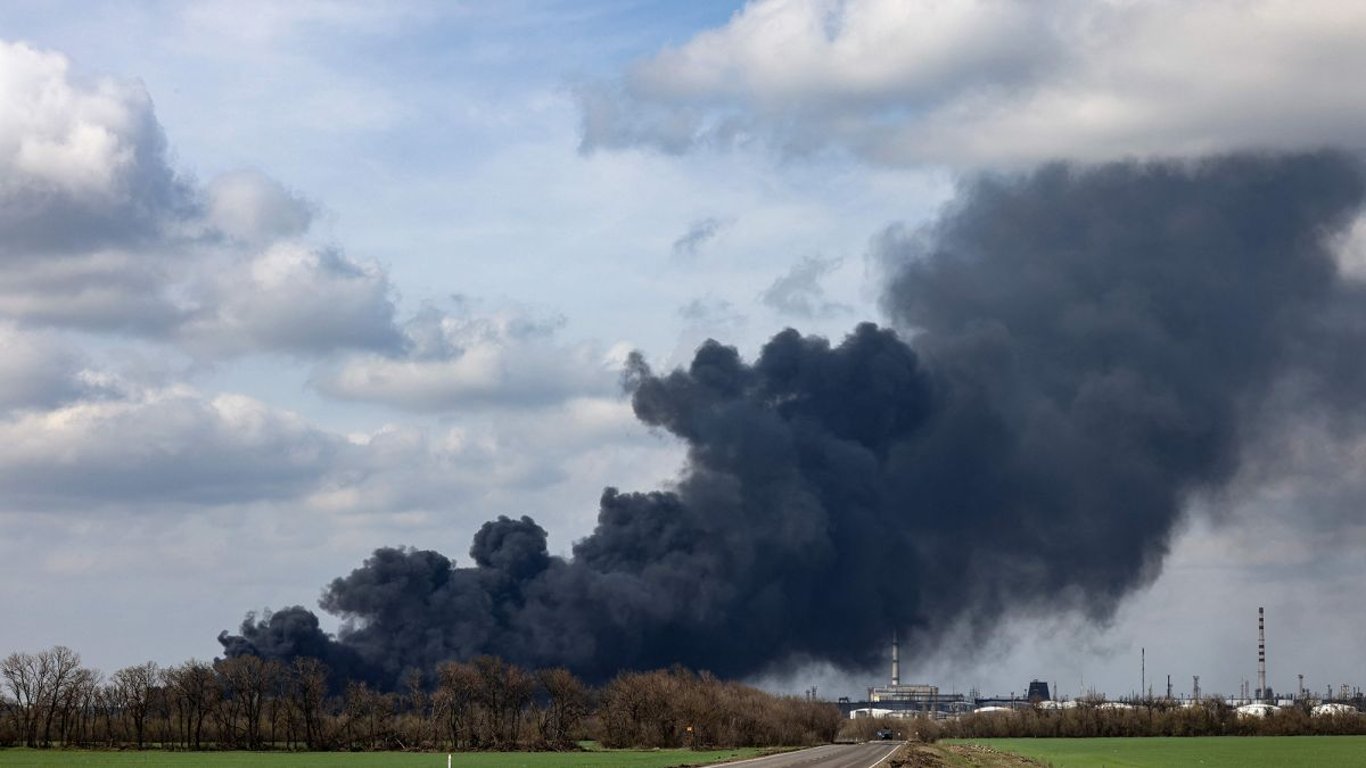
[
  {"x1": 0, "y1": 747, "x2": 771, "y2": 768},
  {"x1": 0, "y1": 647, "x2": 841, "y2": 753}
]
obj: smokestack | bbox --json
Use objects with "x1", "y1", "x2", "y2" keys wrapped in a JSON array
[
  {"x1": 891, "y1": 629, "x2": 900, "y2": 687},
  {"x1": 1258, "y1": 607, "x2": 1267, "y2": 701}
]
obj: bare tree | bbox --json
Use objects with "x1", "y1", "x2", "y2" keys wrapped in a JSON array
[
  {"x1": 398, "y1": 667, "x2": 428, "y2": 749},
  {"x1": 537, "y1": 667, "x2": 587, "y2": 748},
  {"x1": 434, "y1": 660, "x2": 479, "y2": 750},
  {"x1": 0, "y1": 646, "x2": 87, "y2": 747},
  {"x1": 38, "y1": 646, "x2": 83, "y2": 746},
  {"x1": 55, "y1": 666, "x2": 99, "y2": 745},
  {"x1": 288, "y1": 656, "x2": 330, "y2": 750},
  {"x1": 164, "y1": 660, "x2": 219, "y2": 750},
  {"x1": 217, "y1": 655, "x2": 280, "y2": 749},
  {"x1": 2, "y1": 651, "x2": 43, "y2": 747},
  {"x1": 342, "y1": 681, "x2": 394, "y2": 750},
  {"x1": 471, "y1": 656, "x2": 533, "y2": 748},
  {"x1": 111, "y1": 662, "x2": 159, "y2": 749}
]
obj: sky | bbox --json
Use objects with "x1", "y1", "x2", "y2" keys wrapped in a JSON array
[{"x1": 1, "y1": 0, "x2": 1365, "y2": 702}]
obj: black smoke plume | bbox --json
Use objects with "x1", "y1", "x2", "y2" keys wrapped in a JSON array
[{"x1": 221, "y1": 151, "x2": 1366, "y2": 686}]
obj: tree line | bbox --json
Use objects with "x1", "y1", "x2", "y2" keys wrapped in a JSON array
[
  {"x1": 902, "y1": 701, "x2": 1366, "y2": 740},
  {"x1": 1, "y1": 646, "x2": 841, "y2": 752}
]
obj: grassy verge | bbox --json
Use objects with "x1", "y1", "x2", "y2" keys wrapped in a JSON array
[
  {"x1": 947, "y1": 735, "x2": 1366, "y2": 767},
  {"x1": 0, "y1": 747, "x2": 768, "y2": 768}
]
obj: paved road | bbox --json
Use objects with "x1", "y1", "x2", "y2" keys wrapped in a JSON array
[{"x1": 717, "y1": 742, "x2": 903, "y2": 768}]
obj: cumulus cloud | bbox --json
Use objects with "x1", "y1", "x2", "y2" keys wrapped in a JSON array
[
  {"x1": 0, "y1": 357, "x2": 665, "y2": 534},
  {"x1": 0, "y1": 40, "x2": 197, "y2": 332},
  {"x1": 0, "y1": 39, "x2": 406, "y2": 356},
  {"x1": 0, "y1": 325, "x2": 93, "y2": 411},
  {"x1": 313, "y1": 303, "x2": 621, "y2": 411},
  {"x1": 581, "y1": 0, "x2": 1366, "y2": 166},
  {"x1": 0, "y1": 40, "x2": 192, "y2": 253},
  {"x1": 311, "y1": 395, "x2": 671, "y2": 525},
  {"x1": 205, "y1": 170, "x2": 313, "y2": 244},
  {"x1": 181, "y1": 242, "x2": 403, "y2": 357},
  {"x1": 0, "y1": 384, "x2": 341, "y2": 507}
]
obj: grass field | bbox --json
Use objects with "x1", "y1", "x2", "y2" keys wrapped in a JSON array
[
  {"x1": 955, "y1": 736, "x2": 1366, "y2": 767},
  {"x1": 0, "y1": 747, "x2": 768, "y2": 768}
]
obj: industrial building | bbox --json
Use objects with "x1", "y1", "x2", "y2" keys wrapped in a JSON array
[
  {"x1": 836, "y1": 610, "x2": 1363, "y2": 718},
  {"x1": 838, "y1": 632, "x2": 968, "y2": 717}
]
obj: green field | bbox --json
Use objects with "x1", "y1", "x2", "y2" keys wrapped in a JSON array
[
  {"x1": 957, "y1": 736, "x2": 1366, "y2": 767},
  {"x1": 0, "y1": 747, "x2": 766, "y2": 768}
]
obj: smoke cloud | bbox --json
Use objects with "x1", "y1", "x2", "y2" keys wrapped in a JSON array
[{"x1": 221, "y1": 151, "x2": 1366, "y2": 686}]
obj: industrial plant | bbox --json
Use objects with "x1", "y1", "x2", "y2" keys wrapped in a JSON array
[{"x1": 840, "y1": 608, "x2": 1364, "y2": 720}]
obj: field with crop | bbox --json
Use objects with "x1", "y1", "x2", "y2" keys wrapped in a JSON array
[
  {"x1": 0, "y1": 747, "x2": 767, "y2": 768},
  {"x1": 953, "y1": 735, "x2": 1366, "y2": 767}
]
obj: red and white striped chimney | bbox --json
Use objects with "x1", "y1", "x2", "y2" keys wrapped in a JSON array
[{"x1": 1257, "y1": 607, "x2": 1267, "y2": 701}]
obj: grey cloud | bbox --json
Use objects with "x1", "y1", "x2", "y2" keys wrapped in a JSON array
[
  {"x1": 761, "y1": 255, "x2": 850, "y2": 319},
  {"x1": 671, "y1": 216, "x2": 730, "y2": 259},
  {"x1": 576, "y1": 82, "x2": 705, "y2": 156},
  {"x1": 678, "y1": 297, "x2": 745, "y2": 327},
  {"x1": 0, "y1": 325, "x2": 89, "y2": 411},
  {"x1": 0, "y1": 252, "x2": 187, "y2": 334}
]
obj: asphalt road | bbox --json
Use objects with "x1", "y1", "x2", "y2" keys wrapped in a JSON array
[{"x1": 718, "y1": 742, "x2": 903, "y2": 768}]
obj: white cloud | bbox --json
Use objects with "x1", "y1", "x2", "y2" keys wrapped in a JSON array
[
  {"x1": 582, "y1": 0, "x2": 1366, "y2": 166},
  {"x1": 0, "y1": 39, "x2": 409, "y2": 356},
  {"x1": 0, "y1": 384, "x2": 340, "y2": 507},
  {"x1": 0, "y1": 39, "x2": 198, "y2": 333},
  {"x1": 181, "y1": 241, "x2": 403, "y2": 357},
  {"x1": 0, "y1": 40, "x2": 162, "y2": 202},
  {"x1": 205, "y1": 170, "x2": 312, "y2": 244},
  {"x1": 0, "y1": 356, "x2": 671, "y2": 546},
  {"x1": 313, "y1": 303, "x2": 620, "y2": 411},
  {"x1": 0, "y1": 40, "x2": 190, "y2": 255}
]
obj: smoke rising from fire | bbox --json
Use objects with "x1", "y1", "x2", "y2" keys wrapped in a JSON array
[{"x1": 221, "y1": 151, "x2": 1366, "y2": 685}]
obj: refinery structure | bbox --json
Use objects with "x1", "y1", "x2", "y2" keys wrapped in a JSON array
[
  {"x1": 840, "y1": 609, "x2": 1363, "y2": 719},
  {"x1": 840, "y1": 631, "x2": 968, "y2": 718}
]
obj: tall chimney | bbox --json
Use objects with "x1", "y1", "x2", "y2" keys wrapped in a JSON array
[
  {"x1": 891, "y1": 629, "x2": 900, "y2": 687},
  {"x1": 1257, "y1": 606, "x2": 1267, "y2": 701}
]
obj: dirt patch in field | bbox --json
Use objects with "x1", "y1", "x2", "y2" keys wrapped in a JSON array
[{"x1": 889, "y1": 742, "x2": 1048, "y2": 768}]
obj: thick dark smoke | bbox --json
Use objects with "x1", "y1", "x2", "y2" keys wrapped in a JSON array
[{"x1": 221, "y1": 151, "x2": 1366, "y2": 686}]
